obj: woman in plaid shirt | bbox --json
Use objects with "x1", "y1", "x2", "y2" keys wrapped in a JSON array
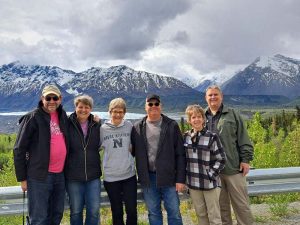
[{"x1": 184, "y1": 105, "x2": 226, "y2": 225}]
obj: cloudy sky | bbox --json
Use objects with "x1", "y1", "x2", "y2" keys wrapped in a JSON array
[{"x1": 1, "y1": 0, "x2": 300, "y2": 81}]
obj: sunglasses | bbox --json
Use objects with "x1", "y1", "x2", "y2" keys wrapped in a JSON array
[
  {"x1": 45, "y1": 96, "x2": 59, "y2": 101},
  {"x1": 148, "y1": 102, "x2": 160, "y2": 107}
]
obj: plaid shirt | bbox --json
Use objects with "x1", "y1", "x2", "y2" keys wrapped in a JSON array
[{"x1": 184, "y1": 128, "x2": 226, "y2": 190}]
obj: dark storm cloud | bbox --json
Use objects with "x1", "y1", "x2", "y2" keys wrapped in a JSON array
[
  {"x1": 1, "y1": 0, "x2": 300, "y2": 77},
  {"x1": 191, "y1": 0, "x2": 300, "y2": 67},
  {"x1": 73, "y1": 0, "x2": 192, "y2": 60}
]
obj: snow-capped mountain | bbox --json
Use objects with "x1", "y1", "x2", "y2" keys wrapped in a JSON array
[
  {"x1": 180, "y1": 68, "x2": 240, "y2": 92},
  {"x1": 71, "y1": 65, "x2": 194, "y2": 96},
  {"x1": 222, "y1": 54, "x2": 300, "y2": 98},
  {"x1": 1, "y1": 55, "x2": 298, "y2": 113},
  {"x1": 0, "y1": 61, "x2": 76, "y2": 95},
  {"x1": 178, "y1": 76, "x2": 200, "y2": 88},
  {"x1": 0, "y1": 62, "x2": 202, "y2": 112}
]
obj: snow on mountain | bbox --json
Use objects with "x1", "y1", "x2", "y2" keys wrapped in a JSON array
[
  {"x1": 0, "y1": 62, "x2": 192, "y2": 95},
  {"x1": 180, "y1": 66, "x2": 241, "y2": 92},
  {"x1": 66, "y1": 65, "x2": 193, "y2": 96},
  {"x1": 222, "y1": 54, "x2": 300, "y2": 98},
  {"x1": 179, "y1": 76, "x2": 200, "y2": 88},
  {"x1": 0, "y1": 61, "x2": 76, "y2": 95},
  {"x1": 0, "y1": 62, "x2": 200, "y2": 111},
  {"x1": 1, "y1": 55, "x2": 299, "y2": 112},
  {"x1": 255, "y1": 54, "x2": 300, "y2": 77}
]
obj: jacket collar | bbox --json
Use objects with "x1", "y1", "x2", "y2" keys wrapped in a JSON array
[
  {"x1": 141, "y1": 113, "x2": 173, "y2": 125},
  {"x1": 38, "y1": 100, "x2": 64, "y2": 116},
  {"x1": 70, "y1": 112, "x2": 95, "y2": 125},
  {"x1": 206, "y1": 103, "x2": 228, "y2": 115}
]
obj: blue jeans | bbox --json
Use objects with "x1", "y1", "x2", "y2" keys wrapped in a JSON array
[
  {"x1": 142, "y1": 172, "x2": 183, "y2": 225},
  {"x1": 67, "y1": 178, "x2": 101, "y2": 225},
  {"x1": 27, "y1": 172, "x2": 65, "y2": 225}
]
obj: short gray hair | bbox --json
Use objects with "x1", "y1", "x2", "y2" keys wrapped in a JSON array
[
  {"x1": 74, "y1": 95, "x2": 94, "y2": 108},
  {"x1": 109, "y1": 98, "x2": 127, "y2": 113},
  {"x1": 205, "y1": 85, "x2": 222, "y2": 94}
]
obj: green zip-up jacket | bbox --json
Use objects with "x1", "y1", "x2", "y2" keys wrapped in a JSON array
[{"x1": 205, "y1": 105, "x2": 254, "y2": 175}]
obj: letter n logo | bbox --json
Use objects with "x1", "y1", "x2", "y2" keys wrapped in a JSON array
[{"x1": 113, "y1": 138, "x2": 123, "y2": 148}]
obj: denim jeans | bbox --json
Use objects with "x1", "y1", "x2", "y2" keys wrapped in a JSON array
[
  {"x1": 142, "y1": 172, "x2": 183, "y2": 225},
  {"x1": 66, "y1": 178, "x2": 101, "y2": 225},
  {"x1": 104, "y1": 175, "x2": 137, "y2": 225},
  {"x1": 27, "y1": 172, "x2": 65, "y2": 225}
]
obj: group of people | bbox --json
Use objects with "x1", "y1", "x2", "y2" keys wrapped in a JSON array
[{"x1": 13, "y1": 84, "x2": 254, "y2": 225}]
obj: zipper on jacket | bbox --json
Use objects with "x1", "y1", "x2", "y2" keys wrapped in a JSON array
[
  {"x1": 84, "y1": 146, "x2": 88, "y2": 181},
  {"x1": 72, "y1": 118, "x2": 95, "y2": 181},
  {"x1": 83, "y1": 124, "x2": 93, "y2": 181}
]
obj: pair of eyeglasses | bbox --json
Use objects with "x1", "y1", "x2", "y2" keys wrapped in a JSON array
[
  {"x1": 45, "y1": 96, "x2": 59, "y2": 101},
  {"x1": 148, "y1": 102, "x2": 160, "y2": 107},
  {"x1": 111, "y1": 111, "x2": 124, "y2": 115}
]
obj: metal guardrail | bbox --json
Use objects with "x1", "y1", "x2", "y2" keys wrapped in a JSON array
[
  {"x1": 1, "y1": 167, "x2": 300, "y2": 216},
  {"x1": 0, "y1": 183, "x2": 144, "y2": 216},
  {"x1": 247, "y1": 167, "x2": 300, "y2": 196}
]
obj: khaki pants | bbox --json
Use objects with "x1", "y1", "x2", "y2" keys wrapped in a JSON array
[
  {"x1": 189, "y1": 188, "x2": 222, "y2": 225},
  {"x1": 219, "y1": 173, "x2": 253, "y2": 225}
]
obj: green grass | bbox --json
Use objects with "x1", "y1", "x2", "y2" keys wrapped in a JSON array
[
  {"x1": 2, "y1": 194, "x2": 300, "y2": 225},
  {"x1": 1, "y1": 112, "x2": 300, "y2": 224},
  {"x1": 254, "y1": 215, "x2": 269, "y2": 223},
  {"x1": 0, "y1": 201, "x2": 198, "y2": 225},
  {"x1": 0, "y1": 215, "x2": 21, "y2": 225}
]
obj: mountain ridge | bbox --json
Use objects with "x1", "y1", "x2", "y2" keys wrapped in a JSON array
[
  {"x1": 221, "y1": 54, "x2": 300, "y2": 98},
  {"x1": 1, "y1": 56, "x2": 299, "y2": 112},
  {"x1": 0, "y1": 62, "x2": 202, "y2": 112}
]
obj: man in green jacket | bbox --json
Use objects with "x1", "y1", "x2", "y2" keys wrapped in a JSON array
[{"x1": 205, "y1": 85, "x2": 254, "y2": 225}]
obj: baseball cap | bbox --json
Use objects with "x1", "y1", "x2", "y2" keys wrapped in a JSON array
[
  {"x1": 146, "y1": 94, "x2": 160, "y2": 103},
  {"x1": 42, "y1": 85, "x2": 61, "y2": 97}
]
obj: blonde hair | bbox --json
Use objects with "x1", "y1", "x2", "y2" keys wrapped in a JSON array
[
  {"x1": 74, "y1": 95, "x2": 94, "y2": 108},
  {"x1": 109, "y1": 98, "x2": 127, "y2": 113},
  {"x1": 185, "y1": 104, "x2": 206, "y2": 124}
]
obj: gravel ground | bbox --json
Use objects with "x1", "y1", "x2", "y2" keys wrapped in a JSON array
[
  {"x1": 252, "y1": 201, "x2": 300, "y2": 225},
  {"x1": 61, "y1": 201, "x2": 300, "y2": 225},
  {"x1": 142, "y1": 201, "x2": 300, "y2": 225},
  {"x1": 206, "y1": 201, "x2": 300, "y2": 225}
]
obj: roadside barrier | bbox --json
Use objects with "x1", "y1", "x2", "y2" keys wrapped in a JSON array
[{"x1": 1, "y1": 167, "x2": 300, "y2": 216}]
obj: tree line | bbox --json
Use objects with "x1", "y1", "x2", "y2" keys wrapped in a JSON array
[{"x1": 1, "y1": 107, "x2": 300, "y2": 187}]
